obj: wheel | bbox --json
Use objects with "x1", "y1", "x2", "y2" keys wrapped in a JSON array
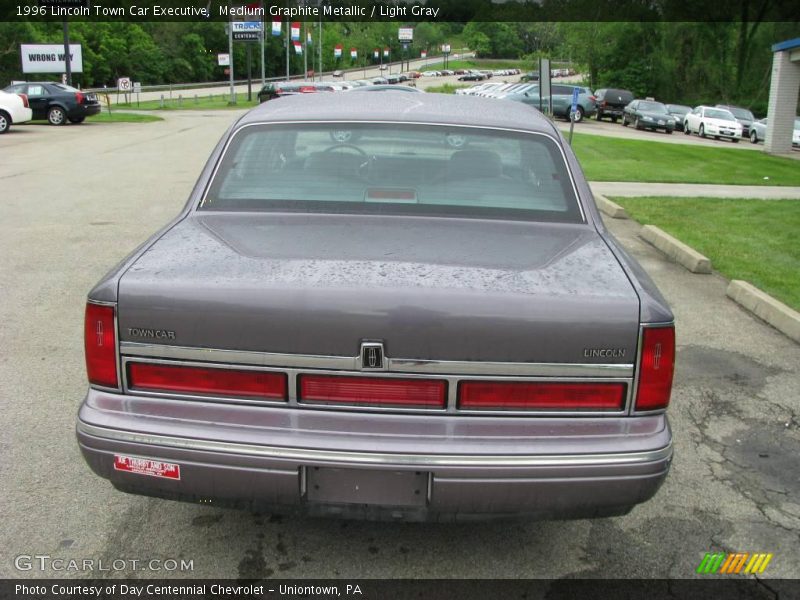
[
  {"x1": 0, "y1": 110, "x2": 9, "y2": 134},
  {"x1": 683, "y1": 123, "x2": 691, "y2": 135},
  {"x1": 611, "y1": 116, "x2": 618, "y2": 123},
  {"x1": 750, "y1": 130, "x2": 758, "y2": 144},
  {"x1": 666, "y1": 129, "x2": 673, "y2": 134},
  {"x1": 573, "y1": 106, "x2": 585, "y2": 123},
  {"x1": 595, "y1": 111, "x2": 603, "y2": 121},
  {"x1": 634, "y1": 117, "x2": 641, "y2": 130},
  {"x1": 47, "y1": 106, "x2": 66, "y2": 126},
  {"x1": 699, "y1": 124, "x2": 706, "y2": 138},
  {"x1": 732, "y1": 138, "x2": 739, "y2": 143},
  {"x1": 622, "y1": 115, "x2": 628, "y2": 127},
  {"x1": 68, "y1": 116, "x2": 85, "y2": 124}
]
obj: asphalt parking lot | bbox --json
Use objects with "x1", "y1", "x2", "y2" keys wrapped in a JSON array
[{"x1": 1, "y1": 113, "x2": 798, "y2": 580}]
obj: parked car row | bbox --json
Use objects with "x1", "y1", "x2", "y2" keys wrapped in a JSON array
[
  {"x1": 453, "y1": 80, "x2": 797, "y2": 145},
  {"x1": 2, "y1": 81, "x2": 101, "y2": 127},
  {"x1": 257, "y1": 78, "x2": 420, "y2": 103}
]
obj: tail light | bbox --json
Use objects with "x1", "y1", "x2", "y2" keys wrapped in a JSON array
[
  {"x1": 75, "y1": 91, "x2": 85, "y2": 104},
  {"x1": 128, "y1": 363, "x2": 287, "y2": 400},
  {"x1": 601, "y1": 100, "x2": 607, "y2": 107},
  {"x1": 589, "y1": 95, "x2": 596, "y2": 102},
  {"x1": 634, "y1": 326, "x2": 675, "y2": 411},
  {"x1": 300, "y1": 375, "x2": 446, "y2": 408},
  {"x1": 459, "y1": 381, "x2": 626, "y2": 410},
  {"x1": 84, "y1": 303, "x2": 118, "y2": 388},
  {"x1": 18, "y1": 93, "x2": 29, "y2": 108}
]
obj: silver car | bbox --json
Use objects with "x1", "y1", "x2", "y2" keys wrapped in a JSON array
[{"x1": 77, "y1": 94, "x2": 675, "y2": 521}]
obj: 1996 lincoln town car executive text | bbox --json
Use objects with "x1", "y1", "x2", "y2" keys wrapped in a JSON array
[{"x1": 76, "y1": 93, "x2": 675, "y2": 521}]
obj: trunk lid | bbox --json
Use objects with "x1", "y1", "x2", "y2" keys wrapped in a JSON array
[{"x1": 118, "y1": 214, "x2": 641, "y2": 364}]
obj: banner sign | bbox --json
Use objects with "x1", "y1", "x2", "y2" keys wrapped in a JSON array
[
  {"x1": 293, "y1": 41, "x2": 302, "y2": 54},
  {"x1": 383, "y1": 47, "x2": 389, "y2": 57},
  {"x1": 398, "y1": 27, "x2": 413, "y2": 41},
  {"x1": 350, "y1": 48, "x2": 357, "y2": 59},
  {"x1": 271, "y1": 19, "x2": 281, "y2": 36},
  {"x1": 290, "y1": 22, "x2": 300, "y2": 41},
  {"x1": 20, "y1": 43, "x2": 83, "y2": 73},
  {"x1": 334, "y1": 44, "x2": 342, "y2": 58}
]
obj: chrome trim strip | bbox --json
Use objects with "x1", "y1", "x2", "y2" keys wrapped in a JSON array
[
  {"x1": 77, "y1": 422, "x2": 672, "y2": 468},
  {"x1": 120, "y1": 342, "x2": 634, "y2": 378},
  {"x1": 197, "y1": 120, "x2": 586, "y2": 223}
]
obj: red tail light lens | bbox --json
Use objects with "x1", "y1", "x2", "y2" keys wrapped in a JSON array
[
  {"x1": 18, "y1": 93, "x2": 29, "y2": 108},
  {"x1": 75, "y1": 91, "x2": 85, "y2": 104},
  {"x1": 84, "y1": 303, "x2": 118, "y2": 388},
  {"x1": 300, "y1": 375, "x2": 446, "y2": 408},
  {"x1": 128, "y1": 363, "x2": 287, "y2": 400},
  {"x1": 589, "y1": 95, "x2": 596, "y2": 101},
  {"x1": 459, "y1": 381, "x2": 626, "y2": 410},
  {"x1": 635, "y1": 326, "x2": 675, "y2": 411}
]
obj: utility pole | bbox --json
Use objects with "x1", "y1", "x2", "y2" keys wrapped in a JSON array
[
  {"x1": 62, "y1": 18, "x2": 72, "y2": 86},
  {"x1": 260, "y1": 0, "x2": 265, "y2": 86},
  {"x1": 285, "y1": 20, "x2": 289, "y2": 80},
  {"x1": 227, "y1": 0, "x2": 234, "y2": 104}
]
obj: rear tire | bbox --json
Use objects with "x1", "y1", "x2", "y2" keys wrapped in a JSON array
[
  {"x1": 634, "y1": 117, "x2": 641, "y2": 130},
  {"x1": 47, "y1": 106, "x2": 66, "y2": 126},
  {"x1": 699, "y1": 124, "x2": 706, "y2": 138},
  {"x1": 750, "y1": 130, "x2": 758, "y2": 144},
  {"x1": 68, "y1": 116, "x2": 85, "y2": 124},
  {"x1": 622, "y1": 116, "x2": 629, "y2": 127},
  {"x1": 0, "y1": 110, "x2": 9, "y2": 134},
  {"x1": 573, "y1": 106, "x2": 585, "y2": 123},
  {"x1": 684, "y1": 123, "x2": 691, "y2": 135}
]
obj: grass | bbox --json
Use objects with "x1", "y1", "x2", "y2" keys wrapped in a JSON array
[
  {"x1": 110, "y1": 93, "x2": 259, "y2": 111},
  {"x1": 425, "y1": 83, "x2": 471, "y2": 94},
  {"x1": 612, "y1": 196, "x2": 800, "y2": 310},
  {"x1": 87, "y1": 112, "x2": 163, "y2": 123},
  {"x1": 572, "y1": 133, "x2": 800, "y2": 186}
]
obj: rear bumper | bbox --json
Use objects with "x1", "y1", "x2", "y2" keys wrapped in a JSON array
[{"x1": 77, "y1": 388, "x2": 672, "y2": 521}]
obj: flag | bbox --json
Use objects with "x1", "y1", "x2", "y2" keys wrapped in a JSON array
[
  {"x1": 293, "y1": 41, "x2": 302, "y2": 55},
  {"x1": 291, "y1": 22, "x2": 300, "y2": 41},
  {"x1": 383, "y1": 48, "x2": 389, "y2": 57},
  {"x1": 373, "y1": 49, "x2": 379, "y2": 59},
  {"x1": 350, "y1": 48, "x2": 357, "y2": 59},
  {"x1": 334, "y1": 44, "x2": 342, "y2": 58},
  {"x1": 421, "y1": 50, "x2": 427, "y2": 58},
  {"x1": 271, "y1": 20, "x2": 281, "y2": 36}
]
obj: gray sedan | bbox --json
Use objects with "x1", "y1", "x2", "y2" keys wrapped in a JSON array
[{"x1": 77, "y1": 93, "x2": 675, "y2": 521}]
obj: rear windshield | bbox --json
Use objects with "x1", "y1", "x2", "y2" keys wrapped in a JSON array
[
  {"x1": 201, "y1": 124, "x2": 582, "y2": 222},
  {"x1": 706, "y1": 108, "x2": 735, "y2": 121},
  {"x1": 638, "y1": 101, "x2": 668, "y2": 113}
]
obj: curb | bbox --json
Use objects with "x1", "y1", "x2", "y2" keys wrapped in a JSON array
[
  {"x1": 726, "y1": 281, "x2": 800, "y2": 343},
  {"x1": 638, "y1": 225, "x2": 712, "y2": 274},
  {"x1": 595, "y1": 194, "x2": 628, "y2": 219}
]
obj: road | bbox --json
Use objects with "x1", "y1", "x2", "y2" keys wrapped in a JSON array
[{"x1": 1, "y1": 111, "x2": 798, "y2": 580}]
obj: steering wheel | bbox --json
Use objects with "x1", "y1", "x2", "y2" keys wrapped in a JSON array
[{"x1": 322, "y1": 143, "x2": 367, "y2": 156}]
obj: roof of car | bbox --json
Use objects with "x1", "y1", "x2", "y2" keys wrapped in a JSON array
[{"x1": 238, "y1": 92, "x2": 558, "y2": 135}]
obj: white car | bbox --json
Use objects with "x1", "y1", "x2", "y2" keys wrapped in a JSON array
[
  {"x1": 683, "y1": 105, "x2": 743, "y2": 142},
  {"x1": 794, "y1": 118, "x2": 800, "y2": 147},
  {"x1": 422, "y1": 71, "x2": 440, "y2": 77},
  {"x1": 0, "y1": 90, "x2": 32, "y2": 134}
]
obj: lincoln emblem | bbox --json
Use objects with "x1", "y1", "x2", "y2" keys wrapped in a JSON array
[{"x1": 360, "y1": 342, "x2": 385, "y2": 370}]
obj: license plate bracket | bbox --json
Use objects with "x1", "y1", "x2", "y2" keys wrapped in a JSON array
[{"x1": 304, "y1": 467, "x2": 428, "y2": 507}]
